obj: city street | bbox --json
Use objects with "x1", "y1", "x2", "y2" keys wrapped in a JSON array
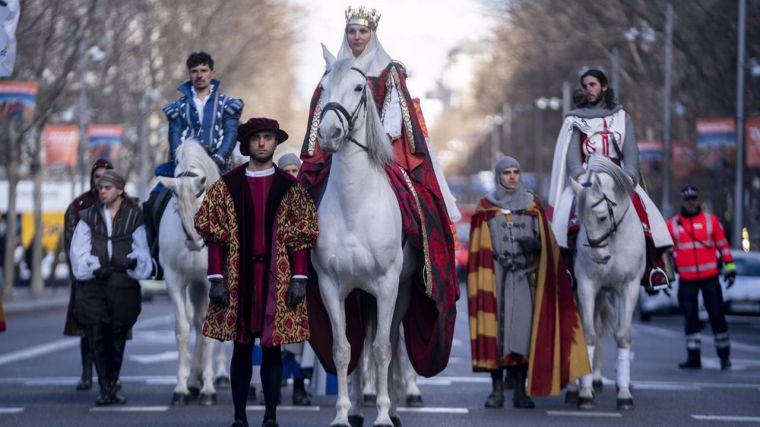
[{"x1": 1, "y1": 287, "x2": 760, "y2": 426}]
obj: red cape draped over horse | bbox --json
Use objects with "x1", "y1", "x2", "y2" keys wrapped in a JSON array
[
  {"x1": 467, "y1": 198, "x2": 590, "y2": 396},
  {"x1": 300, "y1": 62, "x2": 458, "y2": 378}
]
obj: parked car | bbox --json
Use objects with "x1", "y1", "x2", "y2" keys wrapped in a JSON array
[
  {"x1": 638, "y1": 250, "x2": 760, "y2": 321},
  {"x1": 454, "y1": 205, "x2": 474, "y2": 284}
]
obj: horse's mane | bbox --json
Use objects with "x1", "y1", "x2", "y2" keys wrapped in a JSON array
[
  {"x1": 577, "y1": 155, "x2": 634, "y2": 220},
  {"x1": 325, "y1": 59, "x2": 394, "y2": 168},
  {"x1": 174, "y1": 138, "x2": 220, "y2": 186}
]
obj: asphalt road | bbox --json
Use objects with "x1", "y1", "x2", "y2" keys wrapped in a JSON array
[{"x1": 2, "y1": 286, "x2": 760, "y2": 427}]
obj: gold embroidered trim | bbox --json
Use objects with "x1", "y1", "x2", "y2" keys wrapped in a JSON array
[
  {"x1": 390, "y1": 67, "x2": 416, "y2": 153},
  {"x1": 308, "y1": 93, "x2": 324, "y2": 156},
  {"x1": 400, "y1": 168, "x2": 433, "y2": 296}
]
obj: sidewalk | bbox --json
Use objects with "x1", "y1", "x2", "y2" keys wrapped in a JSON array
[{"x1": 2, "y1": 285, "x2": 71, "y2": 314}]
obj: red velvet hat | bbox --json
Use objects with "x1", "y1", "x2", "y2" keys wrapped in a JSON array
[{"x1": 237, "y1": 117, "x2": 289, "y2": 155}]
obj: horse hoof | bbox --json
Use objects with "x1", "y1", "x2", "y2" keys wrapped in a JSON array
[
  {"x1": 188, "y1": 386, "x2": 200, "y2": 399},
  {"x1": 198, "y1": 392, "x2": 216, "y2": 406},
  {"x1": 214, "y1": 375, "x2": 231, "y2": 389},
  {"x1": 391, "y1": 415, "x2": 402, "y2": 427},
  {"x1": 564, "y1": 390, "x2": 579, "y2": 404},
  {"x1": 617, "y1": 398, "x2": 634, "y2": 410},
  {"x1": 592, "y1": 379, "x2": 604, "y2": 393},
  {"x1": 348, "y1": 414, "x2": 364, "y2": 427},
  {"x1": 171, "y1": 392, "x2": 190, "y2": 406},
  {"x1": 362, "y1": 394, "x2": 376, "y2": 406},
  {"x1": 405, "y1": 394, "x2": 424, "y2": 407},
  {"x1": 577, "y1": 396, "x2": 596, "y2": 410}
]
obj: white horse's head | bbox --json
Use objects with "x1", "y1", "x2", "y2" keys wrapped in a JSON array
[
  {"x1": 316, "y1": 44, "x2": 392, "y2": 166},
  {"x1": 570, "y1": 155, "x2": 634, "y2": 264},
  {"x1": 155, "y1": 139, "x2": 220, "y2": 251}
]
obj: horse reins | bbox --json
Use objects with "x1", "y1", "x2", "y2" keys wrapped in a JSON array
[
  {"x1": 584, "y1": 189, "x2": 631, "y2": 249},
  {"x1": 320, "y1": 67, "x2": 370, "y2": 152}
]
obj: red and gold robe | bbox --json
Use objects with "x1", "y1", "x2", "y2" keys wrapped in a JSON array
[
  {"x1": 467, "y1": 197, "x2": 590, "y2": 396},
  {"x1": 195, "y1": 165, "x2": 319, "y2": 346}
]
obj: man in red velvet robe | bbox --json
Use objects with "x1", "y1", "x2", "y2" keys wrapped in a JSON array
[{"x1": 195, "y1": 117, "x2": 319, "y2": 427}]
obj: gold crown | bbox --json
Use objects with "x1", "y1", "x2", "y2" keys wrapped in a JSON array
[{"x1": 345, "y1": 5, "x2": 381, "y2": 31}]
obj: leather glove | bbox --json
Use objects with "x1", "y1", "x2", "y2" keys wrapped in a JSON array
[
  {"x1": 93, "y1": 266, "x2": 114, "y2": 280},
  {"x1": 517, "y1": 236, "x2": 541, "y2": 253},
  {"x1": 287, "y1": 277, "x2": 308, "y2": 308},
  {"x1": 724, "y1": 262, "x2": 737, "y2": 289},
  {"x1": 208, "y1": 277, "x2": 230, "y2": 306},
  {"x1": 122, "y1": 257, "x2": 138, "y2": 271},
  {"x1": 212, "y1": 155, "x2": 226, "y2": 172}
]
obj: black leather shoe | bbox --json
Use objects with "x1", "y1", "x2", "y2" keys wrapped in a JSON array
[
  {"x1": 76, "y1": 378, "x2": 92, "y2": 391},
  {"x1": 292, "y1": 389, "x2": 312, "y2": 406},
  {"x1": 261, "y1": 420, "x2": 278, "y2": 427},
  {"x1": 484, "y1": 392, "x2": 504, "y2": 408},
  {"x1": 230, "y1": 421, "x2": 249, "y2": 427},
  {"x1": 720, "y1": 358, "x2": 732, "y2": 370}
]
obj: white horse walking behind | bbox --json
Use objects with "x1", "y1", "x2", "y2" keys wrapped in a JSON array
[
  {"x1": 569, "y1": 155, "x2": 644, "y2": 410},
  {"x1": 156, "y1": 139, "x2": 229, "y2": 406},
  {"x1": 312, "y1": 45, "x2": 419, "y2": 427}
]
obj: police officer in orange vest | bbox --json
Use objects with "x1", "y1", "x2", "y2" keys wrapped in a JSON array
[{"x1": 667, "y1": 185, "x2": 736, "y2": 370}]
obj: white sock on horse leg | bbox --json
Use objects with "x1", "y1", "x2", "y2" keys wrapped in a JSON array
[
  {"x1": 580, "y1": 345, "x2": 595, "y2": 390},
  {"x1": 616, "y1": 348, "x2": 631, "y2": 388}
]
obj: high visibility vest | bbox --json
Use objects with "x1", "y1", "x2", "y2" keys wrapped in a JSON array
[{"x1": 667, "y1": 211, "x2": 733, "y2": 281}]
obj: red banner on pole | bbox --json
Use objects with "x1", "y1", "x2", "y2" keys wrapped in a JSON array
[
  {"x1": 43, "y1": 124, "x2": 79, "y2": 168},
  {"x1": 673, "y1": 140, "x2": 698, "y2": 179},
  {"x1": 87, "y1": 124, "x2": 123, "y2": 163},
  {"x1": 746, "y1": 118, "x2": 760, "y2": 167}
]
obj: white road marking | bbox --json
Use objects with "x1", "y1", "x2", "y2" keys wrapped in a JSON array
[
  {"x1": 547, "y1": 410, "x2": 622, "y2": 417},
  {"x1": 0, "y1": 407, "x2": 24, "y2": 414},
  {"x1": 692, "y1": 415, "x2": 760, "y2": 422},
  {"x1": 0, "y1": 315, "x2": 174, "y2": 367},
  {"x1": 247, "y1": 405, "x2": 320, "y2": 412},
  {"x1": 128, "y1": 351, "x2": 179, "y2": 364},
  {"x1": 396, "y1": 407, "x2": 469, "y2": 414},
  {"x1": 90, "y1": 406, "x2": 169, "y2": 412},
  {"x1": 636, "y1": 323, "x2": 760, "y2": 353},
  {"x1": 0, "y1": 338, "x2": 78, "y2": 366}
]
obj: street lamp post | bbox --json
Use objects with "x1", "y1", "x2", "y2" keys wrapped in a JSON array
[
  {"x1": 733, "y1": 0, "x2": 747, "y2": 248},
  {"x1": 662, "y1": 3, "x2": 674, "y2": 218}
]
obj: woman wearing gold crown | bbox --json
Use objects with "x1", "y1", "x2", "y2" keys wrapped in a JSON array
[{"x1": 299, "y1": 5, "x2": 461, "y2": 384}]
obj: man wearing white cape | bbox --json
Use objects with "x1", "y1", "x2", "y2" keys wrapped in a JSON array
[{"x1": 548, "y1": 69, "x2": 673, "y2": 289}]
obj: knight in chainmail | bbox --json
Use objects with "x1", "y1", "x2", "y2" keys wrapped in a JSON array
[{"x1": 472, "y1": 156, "x2": 541, "y2": 409}]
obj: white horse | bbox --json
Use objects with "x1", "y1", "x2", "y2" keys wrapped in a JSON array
[
  {"x1": 568, "y1": 155, "x2": 643, "y2": 410},
  {"x1": 156, "y1": 139, "x2": 228, "y2": 406},
  {"x1": 313, "y1": 46, "x2": 418, "y2": 427}
]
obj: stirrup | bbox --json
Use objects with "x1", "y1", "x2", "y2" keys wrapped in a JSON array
[{"x1": 648, "y1": 267, "x2": 669, "y2": 291}]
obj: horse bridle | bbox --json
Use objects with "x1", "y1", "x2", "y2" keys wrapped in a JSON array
[
  {"x1": 584, "y1": 187, "x2": 631, "y2": 249},
  {"x1": 320, "y1": 67, "x2": 370, "y2": 152},
  {"x1": 173, "y1": 171, "x2": 206, "y2": 250}
]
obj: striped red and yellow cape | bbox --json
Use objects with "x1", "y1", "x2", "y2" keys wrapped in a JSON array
[{"x1": 467, "y1": 197, "x2": 590, "y2": 396}]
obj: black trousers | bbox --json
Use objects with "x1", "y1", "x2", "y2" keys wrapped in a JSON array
[{"x1": 678, "y1": 276, "x2": 728, "y2": 337}]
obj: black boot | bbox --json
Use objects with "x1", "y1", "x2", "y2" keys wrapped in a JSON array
[
  {"x1": 511, "y1": 364, "x2": 535, "y2": 409},
  {"x1": 678, "y1": 349, "x2": 702, "y2": 369},
  {"x1": 87, "y1": 324, "x2": 115, "y2": 405},
  {"x1": 106, "y1": 329, "x2": 128, "y2": 404},
  {"x1": 76, "y1": 336, "x2": 93, "y2": 391},
  {"x1": 291, "y1": 378, "x2": 311, "y2": 406},
  {"x1": 717, "y1": 346, "x2": 731, "y2": 370},
  {"x1": 142, "y1": 190, "x2": 168, "y2": 279},
  {"x1": 484, "y1": 369, "x2": 504, "y2": 408}
]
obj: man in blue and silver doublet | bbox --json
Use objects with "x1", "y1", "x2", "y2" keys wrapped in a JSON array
[
  {"x1": 144, "y1": 51, "x2": 244, "y2": 279},
  {"x1": 159, "y1": 51, "x2": 244, "y2": 175}
]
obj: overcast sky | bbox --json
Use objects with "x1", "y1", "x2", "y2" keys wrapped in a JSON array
[{"x1": 291, "y1": 0, "x2": 495, "y2": 123}]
